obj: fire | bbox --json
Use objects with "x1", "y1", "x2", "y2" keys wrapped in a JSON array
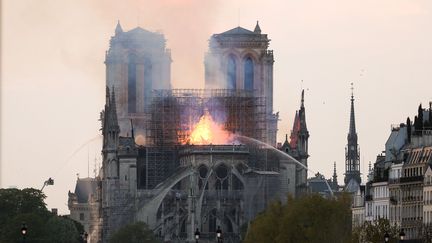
[{"x1": 186, "y1": 110, "x2": 232, "y2": 145}]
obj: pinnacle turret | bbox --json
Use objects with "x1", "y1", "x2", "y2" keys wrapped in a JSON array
[
  {"x1": 299, "y1": 89, "x2": 308, "y2": 135},
  {"x1": 332, "y1": 162, "x2": 338, "y2": 189},
  {"x1": 254, "y1": 21, "x2": 261, "y2": 34},
  {"x1": 110, "y1": 87, "x2": 119, "y2": 127},
  {"x1": 115, "y1": 20, "x2": 123, "y2": 35}
]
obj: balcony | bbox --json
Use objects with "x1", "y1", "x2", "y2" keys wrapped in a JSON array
[
  {"x1": 389, "y1": 178, "x2": 400, "y2": 184},
  {"x1": 390, "y1": 196, "x2": 398, "y2": 205},
  {"x1": 400, "y1": 176, "x2": 423, "y2": 183}
]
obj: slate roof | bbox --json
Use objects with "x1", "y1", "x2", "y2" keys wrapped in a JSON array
[
  {"x1": 73, "y1": 178, "x2": 97, "y2": 203},
  {"x1": 345, "y1": 178, "x2": 360, "y2": 193},
  {"x1": 219, "y1": 26, "x2": 256, "y2": 35},
  {"x1": 308, "y1": 174, "x2": 332, "y2": 193},
  {"x1": 125, "y1": 27, "x2": 157, "y2": 36},
  {"x1": 119, "y1": 136, "x2": 135, "y2": 147}
]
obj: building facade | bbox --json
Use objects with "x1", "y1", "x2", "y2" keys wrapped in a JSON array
[
  {"x1": 86, "y1": 22, "x2": 305, "y2": 243},
  {"x1": 68, "y1": 177, "x2": 102, "y2": 242},
  {"x1": 204, "y1": 22, "x2": 278, "y2": 146},
  {"x1": 105, "y1": 21, "x2": 171, "y2": 135},
  {"x1": 352, "y1": 103, "x2": 432, "y2": 242}
]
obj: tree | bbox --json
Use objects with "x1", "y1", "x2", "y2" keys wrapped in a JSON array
[
  {"x1": 352, "y1": 218, "x2": 399, "y2": 243},
  {"x1": 45, "y1": 216, "x2": 80, "y2": 243},
  {"x1": 0, "y1": 188, "x2": 82, "y2": 243},
  {"x1": 244, "y1": 193, "x2": 353, "y2": 243},
  {"x1": 0, "y1": 188, "x2": 49, "y2": 224},
  {"x1": 109, "y1": 221, "x2": 161, "y2": 243}
]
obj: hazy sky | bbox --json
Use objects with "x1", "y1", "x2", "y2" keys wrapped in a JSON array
[{"x1": 2, "y1": 0, "x2": 432, "y2": 214}]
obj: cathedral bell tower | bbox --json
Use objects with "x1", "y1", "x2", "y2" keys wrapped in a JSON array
[
  {"x1": 105, "y1": 21, "x2": 171, "y2": 135},
  {"x1": 204, "y1": 21, "x2": 278, "y2": 145}
]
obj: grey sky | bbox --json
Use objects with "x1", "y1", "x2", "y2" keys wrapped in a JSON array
[{"x1": 1, "y1": 0, "x2": 432, "y2": 214}]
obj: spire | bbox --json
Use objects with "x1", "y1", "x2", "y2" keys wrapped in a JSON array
[
  {"x1": 254, "y1": 21, "x2": 261, "y2": 34},
  {"x1": 368, "y1": 161, "x2": 372, "y2": 172},
  {"x1": 344, "y1": 83, "x2": 361, "y2": 186},
  {"x1": 349, "y1": 83, "x2": 357, "y2": 137},
  {"x1": 299, "y1": 89, "x2": 308, "y2": 133},
  {"x1": 130, "y1": 119, "x2": 135, "y2": 139},
  {"x1": 115, "y1": 20, "x2": 123, "y2": 35},
  {"x1": 281, "y1": 133, "x2": 290, "y2": 151},
  {"x1": 110, "y1": 86, "x2": 119, "y2": 126},
  {"x1": 104, "y1": 86, "x2": 120, "y2": 135},
  {"x1": 332, "y1": 162, "x2": 338, "y2": 188},
  {"x1": 301, "y1": 89, "x2": 305, "y2": 109},
  {"x1": 334, "y1": 162, "x2": 337, "y2": 176}
]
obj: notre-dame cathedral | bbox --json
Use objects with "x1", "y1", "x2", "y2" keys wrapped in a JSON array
[{"x1": 67, "y1": 21, "x2": 309, "y2": 243}]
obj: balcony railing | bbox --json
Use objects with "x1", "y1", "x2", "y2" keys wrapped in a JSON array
[
  {"x1": 390, "y1": 196, "x2": 398, "y2": 205},
  {"x1": 400, "y1": 176, "x2": 424, "y2": 183},
  {"x1": 389, "y1": 178, "x2": 400, "y2": 184}
]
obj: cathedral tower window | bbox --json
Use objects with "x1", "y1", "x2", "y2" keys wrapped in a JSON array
[
  {"x1": 227, "y1": 55, "x2": 237, "y2": 89},
  {"x1": 128, "y1": 55, "x2": 137, "y2": 113},
  {"x1": 144, "y1": 58, "x2": 152, "y2": 110},
  {"x1": 244, "y1": 57, "x2": 254, "y2": 90}
]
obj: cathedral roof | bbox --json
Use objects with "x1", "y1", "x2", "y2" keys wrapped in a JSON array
[
  {"x1": 219, "y1": 26, "x2": 257, "y2": 35},
  {"x1": 126, "y1": 26, "x2": 157, "y2": 36}
]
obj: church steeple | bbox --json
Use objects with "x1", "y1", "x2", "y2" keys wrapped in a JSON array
[
  {"x1": 299, "y1": 89, "x2": 308, "y2": 134},
  {"x1": 344, "y1": 83, "x2": 361, "y2": 186},
  {"x1": 348, "y1": 84, "x2": 357, "y2": 140},
  {"x1": 292, "y1": 89, "x2": 309, "y2": 196}
]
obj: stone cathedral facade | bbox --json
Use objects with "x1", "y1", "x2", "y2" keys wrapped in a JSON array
[{"x1": 70, "y1": 22, "x2": 310, "y2": 243}]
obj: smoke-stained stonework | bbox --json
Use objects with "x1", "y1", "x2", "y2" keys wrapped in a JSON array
[
  {"x1": 105, "y1": 21, "x2": 171, "y2": 137},
  {"x1": 78, "y1": 22, "x2": 309, "y2": 243}
]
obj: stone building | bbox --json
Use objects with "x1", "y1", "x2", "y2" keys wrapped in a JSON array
[
  {"x1": 105, "y1": 21, "x2": 171, "y2": 135},
  {"x1": 279, "y1": 90, "x2": 309, "y2": 197},
  {"x1": 423, "y1": 165, "x2": 432, "y2": 238},
  {"x1": 352, "y1": 102, "x2": 432, "y2": 242},
  {"x1": 205, "y1": 22, "x2": 278, "y2": 146},
  {"x1": 68, "y1": 177, "x2": 102, "y2": 242},
  {"x1": 90, "y1": 22, "x2": 305, "y2": 243},
  {"x1": 352, "y1": 185, "x2": 366, "y2": 228}
]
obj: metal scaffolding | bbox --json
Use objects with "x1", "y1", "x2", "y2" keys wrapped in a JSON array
[{"x1": 137, "y1": 89, "x2": 268, "y2": 189}]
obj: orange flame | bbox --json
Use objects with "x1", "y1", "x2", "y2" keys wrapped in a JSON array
[{"x1": 186, "y1": 110, "x2": 231, "y2": 145}]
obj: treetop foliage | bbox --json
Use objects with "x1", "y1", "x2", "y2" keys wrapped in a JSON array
[
  {"x1": 110, "y1": 221, "x2": 161, "y2": 243},
  {"x1": 0, "y1": 188, "x2": 82, "y2": 243},
  {"x1": 244, "y1": 193, "x2": 352, "y2": 243}
]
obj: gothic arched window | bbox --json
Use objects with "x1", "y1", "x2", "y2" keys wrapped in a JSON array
[
  {"x1": 144, "y1": 58, "x2": 152, "y2": 110},
  {"x1": 244, "y1": 57, "x2": 254, "y2": 90},
  {"x1": 128, "y1": 55, "x2": 137, "y2": 113},
  {"x1": 227, "y1": 55, "x2": 237, "y2": 89}
]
